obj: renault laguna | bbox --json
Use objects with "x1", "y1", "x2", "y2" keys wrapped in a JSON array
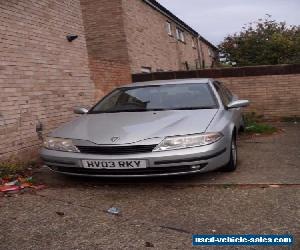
[{"x1": 41, "y1": 79, "x2": 249, "y2": 177}]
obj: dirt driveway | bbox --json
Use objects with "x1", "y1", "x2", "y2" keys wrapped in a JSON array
[{"x1": 0, "y1": 123, "x2": 299, "y2": 250}]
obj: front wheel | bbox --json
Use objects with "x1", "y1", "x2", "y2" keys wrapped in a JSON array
[{"x1": 222, "y1": 136, "x2": 237, "y2": 172}]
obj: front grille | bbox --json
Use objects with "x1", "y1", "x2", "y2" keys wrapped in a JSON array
[{"x1": 77, "y1": 145, "x2": 157, "y2": 155}]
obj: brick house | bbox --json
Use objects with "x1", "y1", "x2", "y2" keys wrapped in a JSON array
[
  {"x1": 80, "y1": 0, "x2": 218, "y2": 98},
  {"x1": 0, "y1": 0, "x2": 217, "y2": 161}
]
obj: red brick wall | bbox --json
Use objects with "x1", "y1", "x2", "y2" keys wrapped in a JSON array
[
  {"x1": 132, "y1": 65, "x2": 300, "y2": 120},
  {"x1": 80, "y1": 0, "x2": 129, "y2": 63},
  {"x1": 218, "y1": 75, "x2": 300, "y2": 119},
  {"x1": 0, "y1": 0, "x2": 94, "y2": 161},
  {"x1": 89, "y1": 59, "x2": 132, "y2": 100},
  {"x1": 80, "y1": 0, "x2": 132, "y2": 100}
]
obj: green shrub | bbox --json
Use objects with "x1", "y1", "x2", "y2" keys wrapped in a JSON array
[
  {"x1": 243, "y1": 112, "x2": 277, "y2": 134},
  {"x1": 245, "y1": 122, "x2": 277, "y2": 134}
]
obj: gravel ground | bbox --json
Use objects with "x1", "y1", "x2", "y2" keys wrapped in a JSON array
[{"x1": 0, "y1": 123, "x2": 299, "y2": 250}]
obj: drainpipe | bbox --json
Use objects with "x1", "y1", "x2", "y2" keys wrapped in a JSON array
[{"x1": 196, "y1": 36, "x2": 202, "y2": 69}]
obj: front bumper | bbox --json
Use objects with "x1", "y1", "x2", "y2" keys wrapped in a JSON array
[{"x1": 41, "y1": 140, "x2": 229, "y2": 177}]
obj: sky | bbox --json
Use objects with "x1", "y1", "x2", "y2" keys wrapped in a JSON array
[{"x1": 157, "y1": 0, "x2": 300, "y2": 46}]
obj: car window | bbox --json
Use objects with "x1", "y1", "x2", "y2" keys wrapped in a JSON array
[
  {"x1": 89, "y1": 83, "x2": 218, "y2": 113},
  {"x1": 213, "y1": 81, "x2": 231, "y2": 106},
  {"x1": 219, "y1": 82, "x2": 233, "y2": 102}
]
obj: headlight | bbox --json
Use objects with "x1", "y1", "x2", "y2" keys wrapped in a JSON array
[
  {"x1": 43, "y1": 137, "x2": 79, "y2": 153},
  {"x1": 153, "y1": 133, "x2": 223, "y2": 152}
]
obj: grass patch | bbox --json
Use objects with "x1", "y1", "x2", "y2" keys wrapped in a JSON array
[
  {"x1": 245, "y1": 122, "x2": 277, "y2": 134},
  {"x1": 243, "y1": 112, "x2": 277, "y2": 135},
  {"x1": 0, "y1": 160, "x2": 37, "y2": 179}
]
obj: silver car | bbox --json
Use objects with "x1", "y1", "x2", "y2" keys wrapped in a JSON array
[{"x1": 41, "y1": 79, "x2": 249, "y2": 177}]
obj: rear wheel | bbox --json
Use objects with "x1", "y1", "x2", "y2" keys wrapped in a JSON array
[{"x1": 222, "y1": 135, "x2": 237, "y2": 172}]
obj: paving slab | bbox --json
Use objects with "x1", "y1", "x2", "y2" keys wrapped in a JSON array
[{"x1": 0, "y1": 185, "x2": 299, "y2": 250}]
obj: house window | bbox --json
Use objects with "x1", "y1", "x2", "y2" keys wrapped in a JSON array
[
  {"x1": 176, "y1": 28, "x2": 185, "y2": 42},
  {"x1": 166, "y1": 21, "x2": 172, "y2": 36},
  {"x1": 141, "y1": 67, "x2": 152, "y2": 73}
]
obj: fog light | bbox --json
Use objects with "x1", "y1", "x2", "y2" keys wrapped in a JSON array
[{"x1": 190, "y1": 163, "x2": 208, "y2": 170}]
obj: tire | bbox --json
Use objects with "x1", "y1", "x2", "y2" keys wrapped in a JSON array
[{"x1": 222, "y1": 135, "x2": 238, "y2": 172}]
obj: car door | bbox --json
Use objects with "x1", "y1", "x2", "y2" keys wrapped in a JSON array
[{"x1": 213, "y1": 81, "x2": 242, "y2": 131}]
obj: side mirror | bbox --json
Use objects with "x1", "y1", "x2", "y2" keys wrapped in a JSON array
[
  {"x1": 74, "y1": 107, "x2": 88, "y2": 114},
  {"x1": 227, "y1": 100, "x2": 250, "y2": 109}
]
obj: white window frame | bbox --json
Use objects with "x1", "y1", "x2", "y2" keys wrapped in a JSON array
[
  {"x1": 166, "y1": 21, "x2": 172, "y2": 36},
  {"x1": 176, "y1": 28, "x2": 185, "y2": 42},
  {"x1": 141, "y1": 67, "x2": 152, "y2": 73}
]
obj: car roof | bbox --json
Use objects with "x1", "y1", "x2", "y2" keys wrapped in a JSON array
[{"x1": 123, "y1": 78, "x2": 212, "y2": 87}]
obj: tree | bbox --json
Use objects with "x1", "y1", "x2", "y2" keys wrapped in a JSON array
[{"x1": 218, "y1": 15, "x2": 300, "y2": 66}]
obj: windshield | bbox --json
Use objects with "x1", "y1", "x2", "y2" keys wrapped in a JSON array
[{"x1": 89, "y1": 83, "x2": 218, "y2": 113}]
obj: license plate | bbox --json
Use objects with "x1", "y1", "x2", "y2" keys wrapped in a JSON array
[{"x1": 82, "y1": 160, "x2": 147, "y2": 169}]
